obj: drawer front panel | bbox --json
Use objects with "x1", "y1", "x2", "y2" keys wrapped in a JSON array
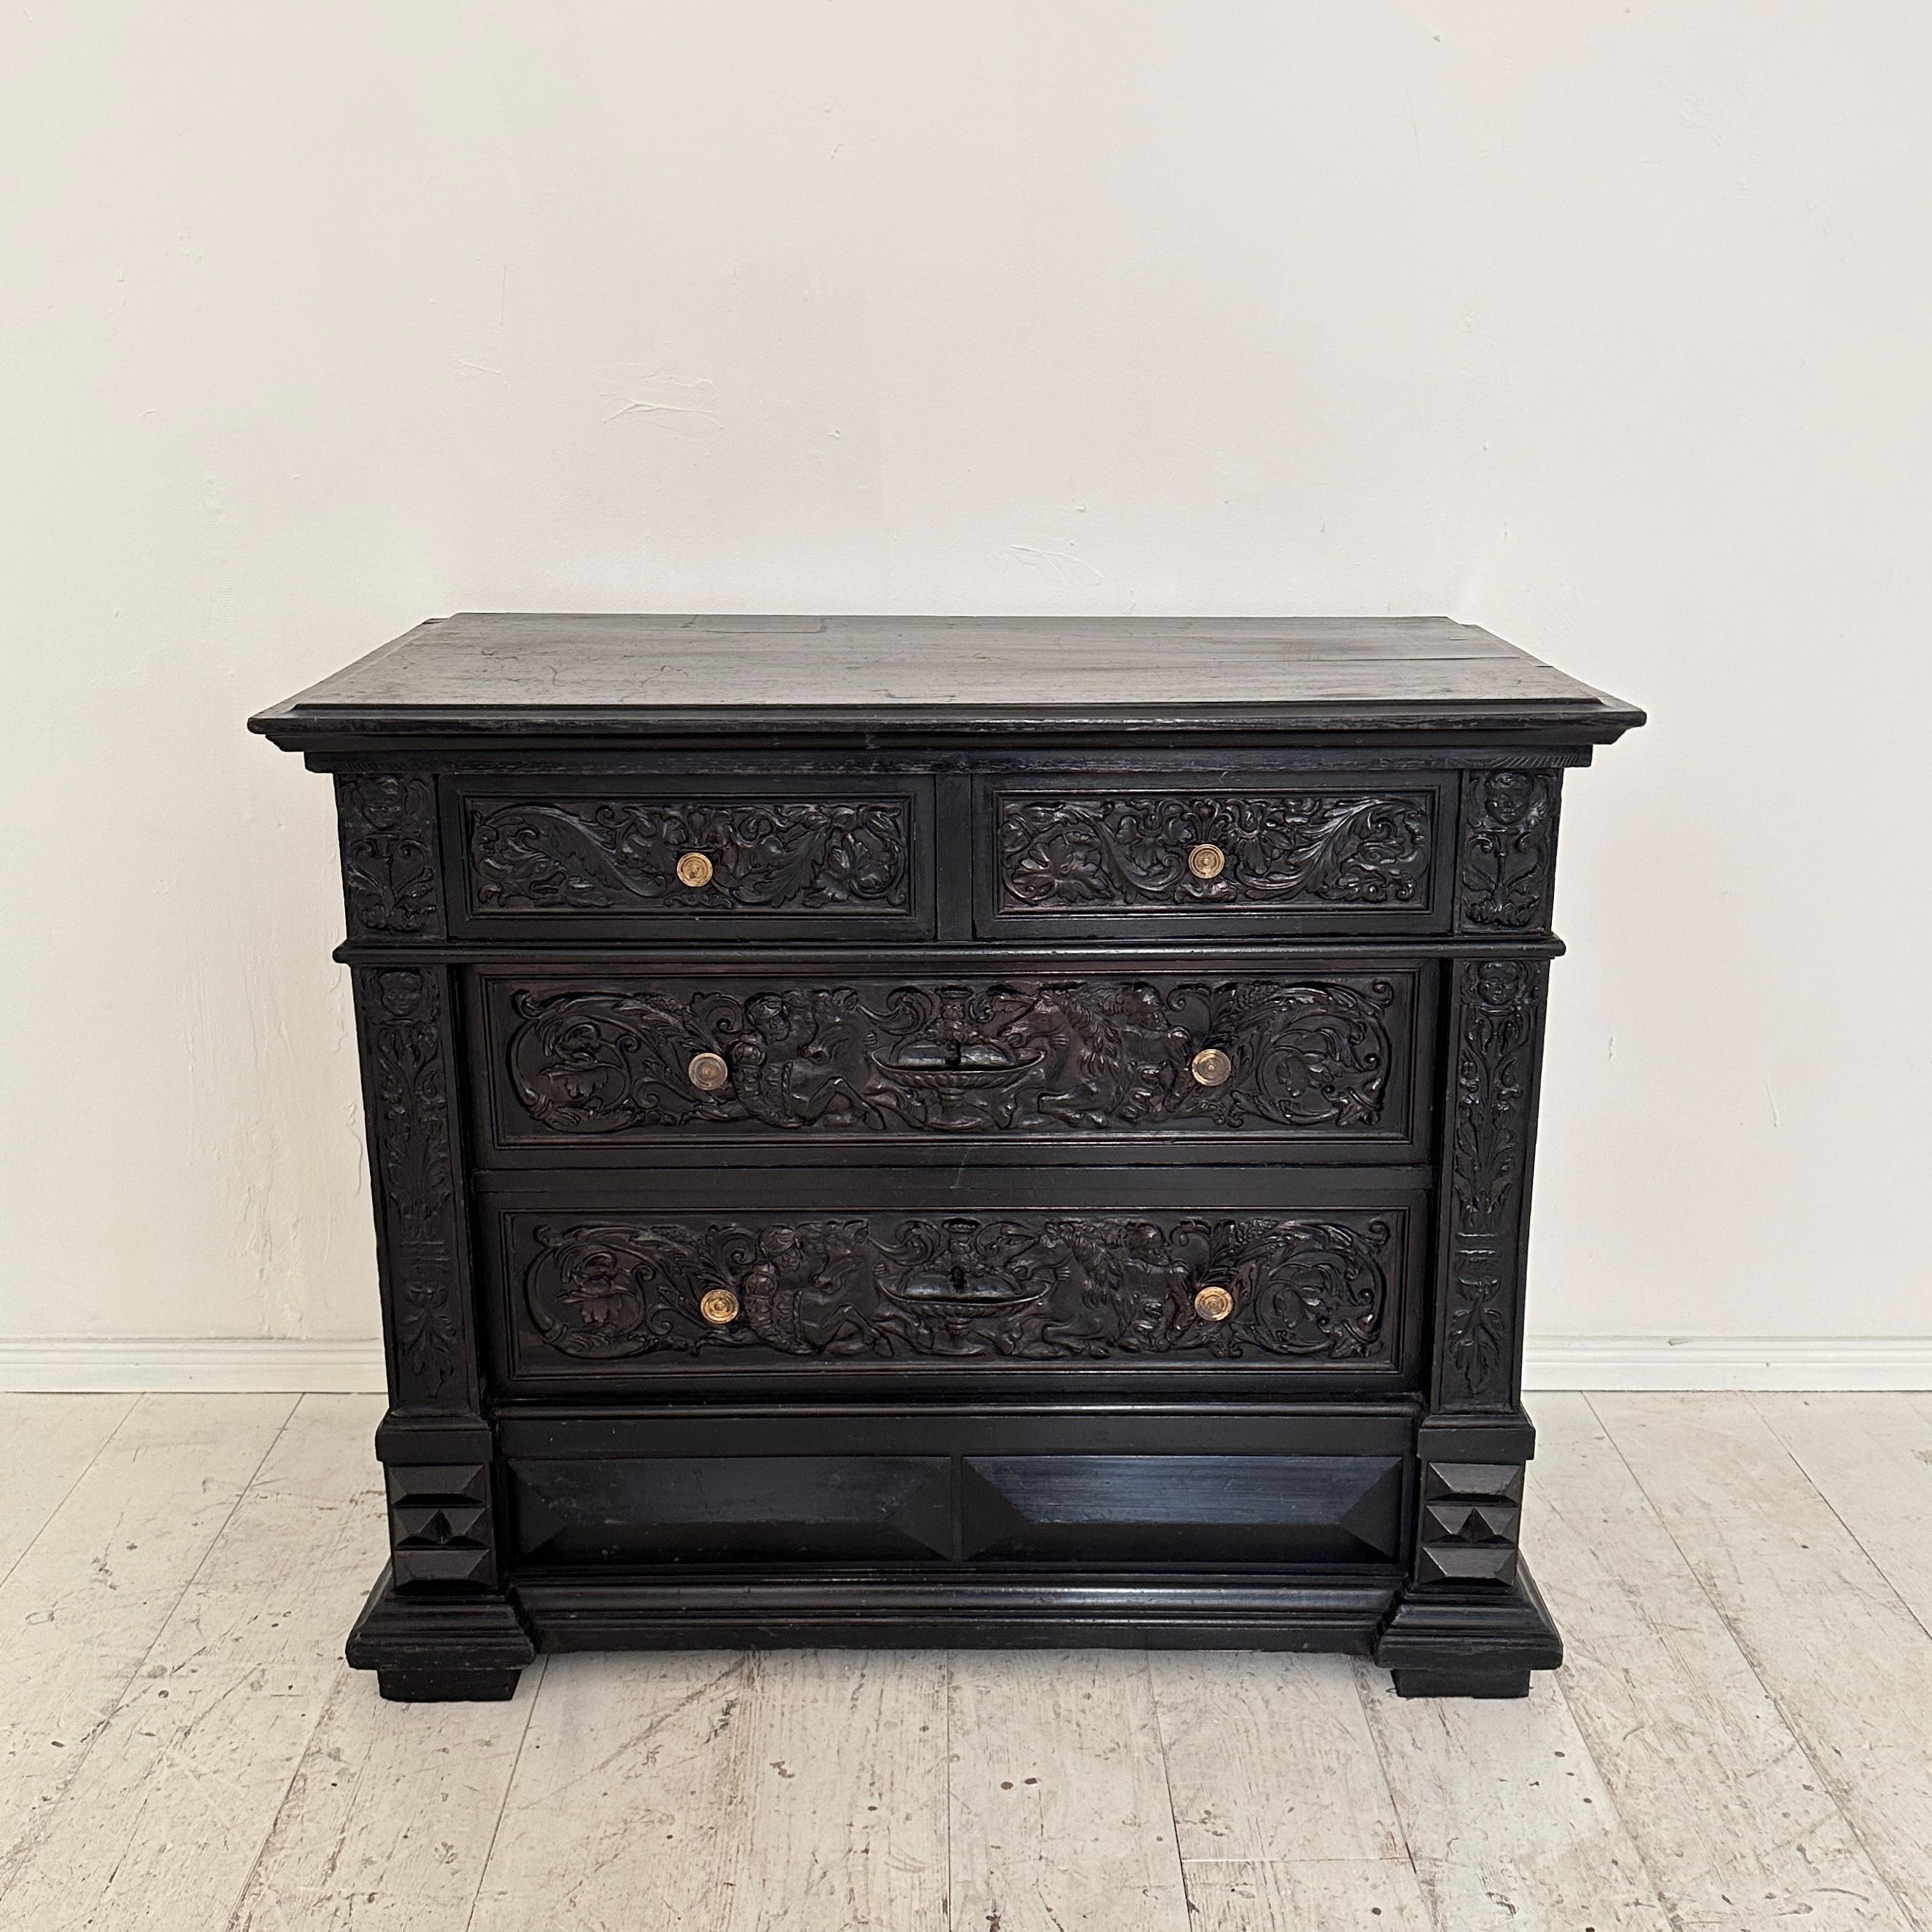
[
  {"x1": 476, "y1": 964, "x2": 1430, "y2": 1162},
  {"x1": 978, "y1": 776, "x2": 1453, "y2": 938},
  {"x1": 449, "y1": 778, "x2": 931, "y2": 939},
  {"x1": 510, "y1": 1455, "x2": 954, "y2": 1565},
  {"x1": 503, "y1": 1451, "x2": 1404, "y2": 1569},
  {"x1": 487, "y1": 1200, "x2": 1421, "y2": 1386},
  {"x1": 959, "y1": 1454, "x2": 1404, "y2": 1564}
]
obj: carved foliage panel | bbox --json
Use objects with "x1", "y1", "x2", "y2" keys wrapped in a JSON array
[
  {"x1": 492, "y1": 972, "x2": 1414, "y2": 1142},
  {"x1": 336, "y1": 774, "x2": 444, "y2": 938},
  {"x1": 354, "y1": 966, "x2": 471, "y2": 1407},
  {"x1": 509, "y1": 1210, "x2": 1407, "y2": 1369},
  {"x1": 996, "y1": 789, "x2": 1436, "y2": 912},
  {"x1": 1437, "y1": 959, "x2": 1547, "y2": 1409},
  {"x1": 1456, "y1": 770, "x2": 1560, "y2": 932},
  {"x1": 466, "y1": 796, "x2": 912, "y2": 914}
]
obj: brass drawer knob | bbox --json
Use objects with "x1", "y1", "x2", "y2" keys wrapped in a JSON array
[
  {"x1": 699, "y1": 1287, "x2": 740, "y2": 1326},
  {"x1": 1189, "y1": 1046, "x2": 1232, "y2": 1088},
  {"x1": 1193, "y1": 1284, "x2": 1234, "y2": 1322},
  {"x1": 687, "y1": 1051, "x2": 730, "y2": 1092},
  {"x1": 675, "y1": 850, "x2": 714, "y2": 888},
  {"x1": 1186, "y1": 841, "x2": 1226, "y2": 880}
]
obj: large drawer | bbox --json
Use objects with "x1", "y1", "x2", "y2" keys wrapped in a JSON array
[
  {"x1": 479, "y1": 1170, "x2": 1428, "y2": 1397},
  {"x1": 500, "y1": 1407, "x2": 1412, "y2": 1570},
  {"x1": 470, "y1": 959, "x2": 1434, "y2": 1166},
  {"x1": 447, "y1": 776, "x2": 933, "y2": 941},
  {"x1": 975, "y1": 774, "x2": 1456, "y2": 939}
]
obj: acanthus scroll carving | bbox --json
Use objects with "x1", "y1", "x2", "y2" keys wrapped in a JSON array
[
  {"x1": 468, "y1": 797, "x2": 911, "y2": 913},
  {"x1": 1440, "y1": 960, "x2": 1545, "y2": 1405},
  {"x1": 997, "y1": 791, "x2": 1434, "y2": 911},
  {"x1": 336, "y1": 775, "x2": 443, "y2": 938},
  {"x1": 521, "y1": 1212, "x2": 1397, "y2": 1366},
  {"x1": 358, "y1": 967, "x2": 464, "y2": 1397},
  {"x1": 1457, "y1": 771, "x2": 1559, "y2": 930},
  {"x1": 502, "y1": 973, "x2": 1402, "y2": 1138}
]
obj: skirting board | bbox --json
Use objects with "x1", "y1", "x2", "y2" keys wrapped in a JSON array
[{"x1": 0, "y1": 1336, "x2": 1930, "y2": 1394}]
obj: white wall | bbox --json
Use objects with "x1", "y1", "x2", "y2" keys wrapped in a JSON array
[{"x1": 4, "y1": 2, "x2": 1929, "y2": 1363}]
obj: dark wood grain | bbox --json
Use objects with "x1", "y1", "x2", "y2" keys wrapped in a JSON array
[
  {"x1": 250, "y1": 613, "x2": 1644, "y2": 745},
  {"x1": 255, "y1": 614, "x2": 1640, "y2": 1701}
]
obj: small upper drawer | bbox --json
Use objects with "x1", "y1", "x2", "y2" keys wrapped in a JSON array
[
  {"x1": 449, "y1": 777, "x2": 932, "y2": 941},
  {"x1": 976, "y1": 776, "x2": 1453, "y2": 939}
]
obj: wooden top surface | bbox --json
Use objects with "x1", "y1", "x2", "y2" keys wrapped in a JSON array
[{"x1": 252, "y1": 614, "x2": 1643, "y2": 745}]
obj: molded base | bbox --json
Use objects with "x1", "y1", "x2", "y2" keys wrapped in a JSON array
[{"x1": 343, "y1": 1560, "x2": 1563, "y2": 1700}]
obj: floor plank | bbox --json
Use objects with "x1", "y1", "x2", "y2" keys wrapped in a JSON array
[
  {"x1": 948, "y1": 1650, "x2": 1191, "y2": 1932},
  {"x1": 4, "y1": 1389, "x2": 1930, "y2": 1930},
  {"x1": 230, "y1": 1655, "x2": 548, "y2": 1932},
  {"x1": 466, "y1": 1650, "x2": 754, "y2": 1932},
  {"x1": 1151, "y1": 1652, "x2": 1407, "y2": 1863},
  {"x1": 1531, "y1": 1392, "x2": 1911, "y2": 1930},
  {"x1": 1593, "y1": 1392, "x2": 1932, "y2": 1932},
  {"x1": 0, "y1": 1392, "x2": 296, "y2": 1885},
  {"x1": 1355, "y1": 1661, "x2": 1674, "y2": 1931},
  {"x1": 1753, "y1": 1393, "x2": 1932, "y2": 1637},
  {"x1": 1184, "y1": 1857, "x2": 1434, "y2": 1931},
  {"x1": 0, "y1": 1393, "x2": 382, "y2": 1930},
  {"x1": 470, "y1": 1648, "x2": 948, "y2": 1932},
  {"x1": 0, "y1": 1394, "x2": 136, "y2": 1582}
]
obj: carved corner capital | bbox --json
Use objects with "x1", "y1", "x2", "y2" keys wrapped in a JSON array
[
  {"x1": 336, "y1": 773, "x2": 444, "y2": 940},
  {"x1": 1455, "y1": 770, "x2": 1560, "y2": 932}
]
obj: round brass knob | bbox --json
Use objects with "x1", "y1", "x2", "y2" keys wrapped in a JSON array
[
  {"x1": 1189, "y1": 1046, "x2": 1232, "y2": 1088},
  {"x1": 699, "y1": 1287, "x2": 740, "y2": 1326},
  {"x1": 675, "y1": 851, "x2": 714, "y2": 889},
  {"x1": 1187, "y1": 841, "x2": 1226, "y2": 881},
  {"x1": 687, "y1": 1051, "x2": 730, "y2": 1092},
  {"x1": 1194, "y1": 1284, "x2": 1234, "y2": 1323}
]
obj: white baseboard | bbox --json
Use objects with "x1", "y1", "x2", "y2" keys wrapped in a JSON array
[
  {"x1": 0, "y1": 1339, "x2": 389, "y2": 1393},
  {"x1": 0, "y1": 1335, "x2": 1929, "y2": 1394},
  {"x1": 1521, "y1": 1335, "x2": 1932, "y2": 1391}
]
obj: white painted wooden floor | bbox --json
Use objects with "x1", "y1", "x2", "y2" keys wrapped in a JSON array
[{"x1": 3, "y1": 1394, "x2": 1931, "y2": 1931}]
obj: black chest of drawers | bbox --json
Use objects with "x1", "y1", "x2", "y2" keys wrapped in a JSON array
[{"x1": 252, "y1": 614, "x2": 1642, "y2": 1701}]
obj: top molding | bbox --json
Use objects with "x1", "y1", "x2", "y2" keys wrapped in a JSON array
[{"x1": 250, "y1": 614, "x2": 1646, "y2": 752}]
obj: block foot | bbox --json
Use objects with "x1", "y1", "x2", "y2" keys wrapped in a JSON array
[
  {"x1": 1392, "y1": 1665, "x2": 1533, "y2": 1699},
  {"x1": 1372, "y1": 1558, "x2": 1562, "y2": 1696},
  {"x1": 376, "y1": 1664, "x2": 523, "y2": 1702},
  {"x1": 345, "y1": 1565, "x2": 536, "y2": 1701}
]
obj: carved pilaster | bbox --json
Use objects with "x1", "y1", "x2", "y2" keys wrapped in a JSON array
[
  {"x1": 336, "y1": 773, "x2": 444, "y2": 939},
  {"x1": 352, "y1": 965, "x2": 476, "y2": 1411},
  {"x1": 1434, "y1": 958, "x2": 1547, "y2": 1410},
  {"x1": 1455, "y1": 770, "x2": 1561, "y2": 932}
]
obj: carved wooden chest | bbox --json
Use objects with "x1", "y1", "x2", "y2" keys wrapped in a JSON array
[{"x1": 252, "y1": 615, "x2": 1642, "y2": 1700}]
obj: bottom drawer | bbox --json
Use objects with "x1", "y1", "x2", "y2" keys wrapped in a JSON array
[
  {"x1": 501, "y1": 1410, "x2": 1411, "y2": 1571},
  {"x1": 959, "y1": 1455, "x2": 1402, "y2": 1564},
  {"x1": 514, "y1": 1454, "x2": 952, "y2": 1564},
  {"x1": 481, "y1": 1171, "x2": 1428, "y2": 1398}
]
